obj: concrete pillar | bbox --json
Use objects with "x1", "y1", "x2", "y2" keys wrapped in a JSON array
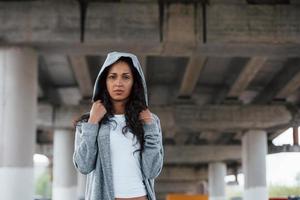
[
  {"x1": 242, "y1": 130, "x2": 268, "y2": 200},
  {"x1": 0, "y1": 47, "x2": 38, "y2": 200},
  {"x1": 208, "y1": 162, "x2": 226, "y2": 200},
  {"x1": 293, "y1": 126, "x2": 299, "y2": 145},
  {"x1": 77, "y1": 172, "x2": 86, "y2": 200},
  {"x1": 53, "y1": 129, "x2": 77, "y2": 200}
]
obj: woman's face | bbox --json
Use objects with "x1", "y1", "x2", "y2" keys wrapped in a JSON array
[{"x1": 106, "y1": 61, "x2": 134, "y2": 103}]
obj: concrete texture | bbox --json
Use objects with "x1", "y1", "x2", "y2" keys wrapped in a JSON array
[{"x1": 0, "y1": 47, "x2": 38, "y2": 200}]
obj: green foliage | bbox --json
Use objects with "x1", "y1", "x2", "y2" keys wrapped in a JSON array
[
  {"x1": 268, "y1": 185, "x2": 300, "y2": 198},
  {"x1": 226, "y1": 185, "x2": 243, "y2": 200},
  {"x1": 35, "y1": 171, "x2": 52, "y2": 198}
]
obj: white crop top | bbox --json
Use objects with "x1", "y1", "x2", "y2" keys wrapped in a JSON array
[{"x1": 109, "y1": 114, "x2": 147, "y2": 198}]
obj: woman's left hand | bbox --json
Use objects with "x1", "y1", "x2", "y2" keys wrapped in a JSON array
[{"x1": 139, "y1": 108, "x2": 153, "y2": 124}]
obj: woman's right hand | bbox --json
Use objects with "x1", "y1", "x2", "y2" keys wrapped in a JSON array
[{"x1": 88, "y1": 100, "x2": 107, "y2": 124}]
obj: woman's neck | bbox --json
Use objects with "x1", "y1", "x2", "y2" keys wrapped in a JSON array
[{"x1": 112, "y1": 101, "x2": 126, "y2": 114}]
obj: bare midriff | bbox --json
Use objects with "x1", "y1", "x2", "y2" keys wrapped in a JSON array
[{"x1": 115, "y1": 195, "x2": 148, "y2": 200}]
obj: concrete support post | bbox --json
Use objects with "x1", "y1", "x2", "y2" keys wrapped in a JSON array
[
  {"x1": 208, "y1": 162, "x2": 226, "y2": 200},
  {"x1": 0, "y1": 47, "x2": 38, "y2": 200},
  {"x1": 242, "y1": 130, "x2": 268, "y2": 200},
  {"x1": 53, "y1": 129, "x2": 77, "y2": 200},
  {"x1": 293, "y1": 126, "x2": 299, "y2": 145}
]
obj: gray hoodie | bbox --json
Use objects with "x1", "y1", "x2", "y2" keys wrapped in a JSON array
[{"x1": 73, "y1": 51, "x2": 164, "y2": 200}]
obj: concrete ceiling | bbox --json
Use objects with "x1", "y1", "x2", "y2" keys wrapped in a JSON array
[{"x1": 13, "y1": 0, "x2": 298, "y2": 153}]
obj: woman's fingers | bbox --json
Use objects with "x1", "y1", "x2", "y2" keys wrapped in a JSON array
[
  {"x1": 88, "y1": 100, "x2": 107, "y2": 124},
  {"x1": 139, "y1": 109, "x2": 153, "y2": 123}
]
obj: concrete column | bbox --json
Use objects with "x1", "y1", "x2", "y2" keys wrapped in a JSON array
[
  {"x1": 53, "y1": 129, "x2": 77, "y2": 200},
  {"x1": 208, "y1": 162, "x2": 226, "y2": 200},
  {"x1": 293, "y1": 126, "x2": 299, "y2": 145},
  {"x1": 77, "y1": 172, "x2": 86, "y2": 200},
  {"x1": 0, "y1": 47, "x2": 38, "y2": 200},
  {"x1": 242, "y1": 130, "x2": 267, "y2": 200}
]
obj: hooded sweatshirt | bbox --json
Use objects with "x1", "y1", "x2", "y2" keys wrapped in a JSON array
[{"x1": 73, "y1": 51, "x2": 164, "y2": 200}]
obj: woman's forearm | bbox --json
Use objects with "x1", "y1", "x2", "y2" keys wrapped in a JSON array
[
  {"x1": 141, "y1": 115, "x2": 164, "y2": 179},
  {"x1": 73, "y1": 122, "x2": 99, "y2": 174}
]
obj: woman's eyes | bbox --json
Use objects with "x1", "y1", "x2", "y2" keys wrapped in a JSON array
[{"x1": 108, "y1": 75, "x2": 130, "y2": 80}]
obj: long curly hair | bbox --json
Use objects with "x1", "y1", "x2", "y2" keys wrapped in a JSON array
[{"x1": 74, "y1": 56, "x2": 148, "y2": 153}]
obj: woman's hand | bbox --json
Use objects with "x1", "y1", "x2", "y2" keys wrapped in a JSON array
[
  {"x1": 88, "y1": 100, "x2": 107, "y2": 124},
  {"x1": 139, "y1": 108, "x2": 154, "y2": 125}
]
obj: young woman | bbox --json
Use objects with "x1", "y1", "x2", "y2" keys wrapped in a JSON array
[{"x1": 73, "y1": 52, "x2": 164, "y2": 200}]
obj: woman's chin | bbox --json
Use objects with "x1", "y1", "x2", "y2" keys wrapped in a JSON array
[{"x1": 111, "y1": 96, "x2": 129, "y2": 102}]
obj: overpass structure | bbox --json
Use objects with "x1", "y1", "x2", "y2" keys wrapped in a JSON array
[{"x1": 1, "y1": 0, "x2": 300, "y2": 200}]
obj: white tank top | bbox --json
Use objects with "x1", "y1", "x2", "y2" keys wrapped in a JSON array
[{"x1": 109, "y1": 114, "x2": 147, "y2": 198}]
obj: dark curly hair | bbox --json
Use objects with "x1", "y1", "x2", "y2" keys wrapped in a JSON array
[{"x1": 74, "y1": 56, "x2": 148, "y2": 154}]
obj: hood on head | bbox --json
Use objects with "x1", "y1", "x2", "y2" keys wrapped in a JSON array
[{"x1": 92, "y1": 51, "x2": 148, "y2": 106}]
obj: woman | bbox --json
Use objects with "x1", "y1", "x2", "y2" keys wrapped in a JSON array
[{"x1": 73, "y1": 51, "x2": 164, "y2": 200}]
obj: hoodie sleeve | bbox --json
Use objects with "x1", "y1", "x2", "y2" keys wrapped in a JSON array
[
  {"x1": 141, "y1": 113, "x2": 164, "y2": 179},
  {"x1": 73, "y1": 121, "x2": 99, "y2": 175}
]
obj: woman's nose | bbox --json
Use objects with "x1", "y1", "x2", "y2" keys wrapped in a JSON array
[{"x1": 116, "y1": 78, "x2": 123, "y2": 86}]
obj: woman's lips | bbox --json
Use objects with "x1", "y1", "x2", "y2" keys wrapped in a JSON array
[{"x1": 114, "y1": 90, "x2": 124, "y2": 94}]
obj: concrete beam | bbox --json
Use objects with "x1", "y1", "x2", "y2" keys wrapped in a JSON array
[
  {"x1": 37, "y1": 104, "x2": 293, "y2": 131},
  {"x1": 154, "y1": 107, "x2": 177, "y2": 139},
  {"x1": 38, "y1": 56, "x2": 62, "y2": 104},
  {"x1": 57, "y1": 87, "x2": 82, "y2": 106},
  {"x1": 233, "y1": 132, "x2": 243, "y2": 141},
  {"x1": 268, "y1": 128, "x2": 289, "y2": 141},
  {"x1": 41, "y1": 54, "x2": 77, "y2": 105},
  {"x1": 1, "y1": 1, "x2": 300, "y2": 57},
  {"x1": 174, "y1": 104, "x2": 292, "y2": 131},
  {"x1": 69, "y1": 56, "x2": 93, "y2": 98},
  {"x1": 199, "y1": 131, "x2": 220, "y2": 144},
  {"x1": 268, "y1": 145, "x2": 300, "y2": 154},
  {"x1": 178, "y1": 55, "x2": 207, "y2": 97},
  {"x1": 253, "y1": 58, "x2": 300, "y2": 103},
  {"x1": 158, "y1": 165, "x2": 241, "y2": 182},
  {"x1": 164, "y1": 145, "x2": 241, "y2": 164},
  {"x1": 2, "y1": 2, "x2": 300, "y2": 44},
  {"x1": 207, "y1": 4, "x2": 300, "y2": 43},
  {"x1": 165, "y1": 4, "x2": 197, "y2": 43},
  {"x1": 0, "y1": 2, "x2": 159, "y2": 43},
  {"x1": 211, "y1": 57, "x2": 247, "y2": 104},
  {"x1": 163, "y1": 3, "x2": 199, "y2": 54},
  {"x1": 2, "y1": 42, "x2": 300, "y2": 58},
  {"x1": 158, "y1": 166, "x2": 208, "y2": 181},
  {"x1": 228, "y1": 57, "x2": 266, "y2": 98},
  {"x1": 0, "y1": 1, "x2": 80, "y2": 43},
  {"x1": 276, "y1": 70, "x2": 300, "y2": 99},
  {"x1": 43, "y1": 54, "x2": 76, "y2": 86},
  {"x1": 85, "y1": 2, "x2": 159, "y2": 43},
  {"x1": 173, "y1": 131, "x2": 190, "y2": 145}
]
